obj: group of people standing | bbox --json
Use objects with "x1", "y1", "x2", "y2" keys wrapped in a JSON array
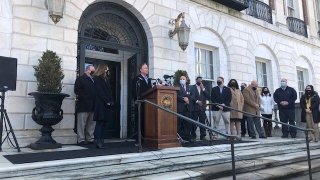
[
  {"x1": 74, "y1": 62, "x2": 320, "y2": 149},
  {"x1": 177, "y1": 75, "x2": 320, "y2": 143},
  {"x1": 74, "y1": 64, "x2": 113, "y2": 149}
]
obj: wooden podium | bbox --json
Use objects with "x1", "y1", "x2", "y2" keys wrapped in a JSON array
[{"x1": 142, "y1": 85, "x2": 181, "y2": 149}]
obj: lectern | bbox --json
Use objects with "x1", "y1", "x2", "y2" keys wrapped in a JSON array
[{"x1": 142, "y1": 85, "x2": 181, "y2": 149}]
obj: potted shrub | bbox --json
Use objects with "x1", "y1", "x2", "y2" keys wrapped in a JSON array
[{"x1": 28, "y1": 50, "x2": 69, "y2": 150}]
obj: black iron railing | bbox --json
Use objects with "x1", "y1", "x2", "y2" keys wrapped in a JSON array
[
  {"x1": 287, "y1": 17, "x2": 308, "y2": 38},
  {"x1": 135, "y1": 100, "x2": 313, "y2": 180},
  {"x1": 246, "y1": 0, "x2": 272, "y2": 24}
]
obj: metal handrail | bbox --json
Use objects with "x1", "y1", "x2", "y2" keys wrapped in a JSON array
[
  {"x1": 207, "y1": 103, "x2": 313, "y2": 180},
  {"x1": 136, "y1": 99, "x2": 238, "y2": 180}
]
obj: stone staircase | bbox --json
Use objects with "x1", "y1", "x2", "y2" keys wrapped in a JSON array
[{"x1": 0, "y1": 138, "x2": 319, "y2": 180}]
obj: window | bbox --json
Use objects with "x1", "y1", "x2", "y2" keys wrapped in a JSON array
[
  {"x1": 287, "y1": 0, "x2": 294, "y2": 17},
  {"x1": 297, "y1": 69, "x2": 306, "y2": 99},
  {"x1": 256, "y1": 61, "x2": 269, "y2": 88},
  {"x1": 194, "y1": 47, "x2": 216, "y2": 80}
]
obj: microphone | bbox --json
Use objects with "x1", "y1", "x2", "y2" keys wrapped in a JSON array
[{"x1": 163, "y1": 75, "x2": 174, "y2": 79}]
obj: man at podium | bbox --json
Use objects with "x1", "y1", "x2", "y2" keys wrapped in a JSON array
[{"x1": 133, "y1": 63, "x2": 152, "y2": 139}]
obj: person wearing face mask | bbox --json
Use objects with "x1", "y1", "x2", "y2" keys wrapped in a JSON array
[
  {"x1": 273, "y1": 78, "x2": 297, "y2": 138},
  {"x1": 227, "y1": 79, "x2": 244, "y2": 138},
  {"x1": 211, "y1": 77, "x2": 232, "y2": 138},
  {"x1": 190, "y1": 76, "x2": 210, "y2": 140},
  {"x1": 260, "y1": 87, "x2": 274, "y2": 137},
  {"x1": 93, "y1": 64, "x2": 114, "y2": 148},
  {"x1": 300, "y1": 85, "x2": 320, "y2": 142},
  {"x1": 243, "y1": 80, "x2": 266, "y2": 139},
  {"x1": 74, "y1": 65, "x2": 96, "y2": 145},
  {"x1": 177, "y1": 75, "x2": 194, "y2": 143}
]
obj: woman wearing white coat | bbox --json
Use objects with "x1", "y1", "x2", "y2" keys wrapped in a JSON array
[{"x1": 260, "y1": 87, "x2": 274, "y2": 137}]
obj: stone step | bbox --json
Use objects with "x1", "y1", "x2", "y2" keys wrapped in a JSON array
[
  {"x1": 131, "y1": 148, "x2": 320, "y2": 180},
  {"x1": 1, "y1": 140, "x2": 319, "y2": 179}
]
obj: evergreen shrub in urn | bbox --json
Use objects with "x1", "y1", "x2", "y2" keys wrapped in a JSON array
[{"x1": 28, "y1": 50, "x2": 69, "y2": 150}]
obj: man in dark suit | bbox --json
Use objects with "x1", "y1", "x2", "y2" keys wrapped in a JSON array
[
  {"x1": 132, "y1": 63, "x2": 152, "y2": 138},
  {"x1": 211, "y1": 77, "x2": 232, "y2": 137},
  {"x1": 273, "y1": 78, "x2": 297, "y2": 138},
  {"x1": 177, "y1": 75, "x2": 194, "y2": 142},
  {"x1": 190, "y1": 76, "x2": 210, "y2": 140},
  {"x1": 74, "y1": 65, "x2": 96, "y2": 145}
]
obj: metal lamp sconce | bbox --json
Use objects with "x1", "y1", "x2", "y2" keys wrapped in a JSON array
[
  {"x1": 45, "y1": 0, "x2": 66, "y2": 24},
  {"x1": 169, "y1": 12, "x2": 191, "y2": 51}
]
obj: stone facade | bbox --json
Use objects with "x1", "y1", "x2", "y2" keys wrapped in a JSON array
[{"x1": 0, "y1": 0, "x2": 319, "y2": 146}]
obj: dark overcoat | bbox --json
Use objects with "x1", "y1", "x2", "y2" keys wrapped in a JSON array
[
  {"x1": 93, "y1": 76, "x2": 113, "y2": 122},
  {"x1": 300, "y1": 93, "x2": 320, "y2": 123},
  {"x1": 132, "y1": 74, "x2": 152, "y2": 100},
  {"x1": 211, "y1": 86, "x2": 232, "y2": 112},
  {"x1": 189, "y1": 84, "x2": 210, "y2": 112},
  {"x1": 177, "y1": 84, "x2": 195, "y2": 113},
  {"x1": 74, "y1": 73, "x2": 95, "y2": 112}
]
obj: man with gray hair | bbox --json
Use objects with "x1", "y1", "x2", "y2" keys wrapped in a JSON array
[
  {"x1": 243, "y1": 80, "x2": 266, "y2": 139},
  {"x1": 74, "y1": 65, "x2": 96, "y2": 145},
  {"x1": 273, "y1": 78, "x2": 297, "y2": 138}
]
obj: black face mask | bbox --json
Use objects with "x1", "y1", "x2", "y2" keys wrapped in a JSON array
[
  {"x1": 252, "y1": 87, "x2": 257, "y2": 91},
  {"x1": 196, "y1": 82, "x2": 201, "y2": 86},
  {"x1": 263, "y1": 91, "x2": 269, "y2": 94},
  {"x1": 230, "y1": 82, "x2": 236, "y2": 87},
  {"x1": 90, "y1": 71, "x2": 94, "y2": 75},
  {"x1": 306, "y1": 90, "x2": 312, "y2": 96},
  {"x1": 241, "y1": 86, "x2": 245, "y2": 91},
  {"x1": 217, "y1": 81, "x2": 222, "y2": 86}
]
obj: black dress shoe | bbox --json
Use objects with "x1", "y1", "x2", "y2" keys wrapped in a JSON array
[
  {"x1": 281, "y1": 135, "x2": 288, "y2": 138},
  {"x1": 251, "y1": 136, "x2": 256, "y2": 139},
  {"x1": 77, "y1": 141, "x2": 87, "y2": 145}
]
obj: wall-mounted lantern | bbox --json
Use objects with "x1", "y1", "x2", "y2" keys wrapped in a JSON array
[
  {"x1": 45, "y1": 0, "x2": 66, "y2": 24},
  {"x1": 169, "y1": 12, "x2": 191, "y2": 51}
]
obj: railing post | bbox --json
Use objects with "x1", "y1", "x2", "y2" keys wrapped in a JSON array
[
  {"x1": 305, "y1": 131, "x2": 312, "y2": 180},
  {"x1": 231, "y1": 138, "x2": 236, "y2": 180},
  {"x1": 137, "y1": 101, "x2": 142, "y2": 152}
]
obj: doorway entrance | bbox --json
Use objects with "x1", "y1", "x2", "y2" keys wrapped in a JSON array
[
  {"x1": 77, "y1": 2, "x2": 148, "y2": 139},
  {"x1": 85, "y1": 58, "x2": 121, "y2": 138}
]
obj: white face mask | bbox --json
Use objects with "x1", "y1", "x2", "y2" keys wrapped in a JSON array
[{"x1": 180, "y1": 79, "x2": 186, "y2": 85}]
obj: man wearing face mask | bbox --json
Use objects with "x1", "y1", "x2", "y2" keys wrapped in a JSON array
[
  {"x1": 74, "y1": 65, "x2": 96, "y2": 145},
  {"x1": 190, "y1": 76, "x2": 210, "y2": 140},
  {"x1": 273, "y1": 78, "x2": 297, "y2": 138},
  {"x1": 177, "y1": 75, "x2": 194, "y2": 142},
  {"x1": 243, "y1": 80, "x2": 266, "y2": 139},
  {"x1": 211, "y1": 77, "x2": 232, "y2": 137}
]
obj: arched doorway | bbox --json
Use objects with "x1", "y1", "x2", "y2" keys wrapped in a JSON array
[{"x1": 77, "y1": 2, "x2": 148, "y2": 139}]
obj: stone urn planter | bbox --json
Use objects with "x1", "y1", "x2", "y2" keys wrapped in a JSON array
[
  {"x1": 28, "y1": 92, "x2": 69, "y2": 150},
  {"x1": 29, "y1": 50, "x2": 68, "y2": 150}
]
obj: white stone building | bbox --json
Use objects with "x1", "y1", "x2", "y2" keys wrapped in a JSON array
[{"x1": 0, "y1": 0, "x2": 319, "y2": 146}]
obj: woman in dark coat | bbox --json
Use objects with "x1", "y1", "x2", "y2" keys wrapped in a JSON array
[
  {"x1": 93, "y1": 64, "x2": 114, "y2": 148},
  {"x1": 300, "y1": 85, "x2": 320, "y2": 142}
]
